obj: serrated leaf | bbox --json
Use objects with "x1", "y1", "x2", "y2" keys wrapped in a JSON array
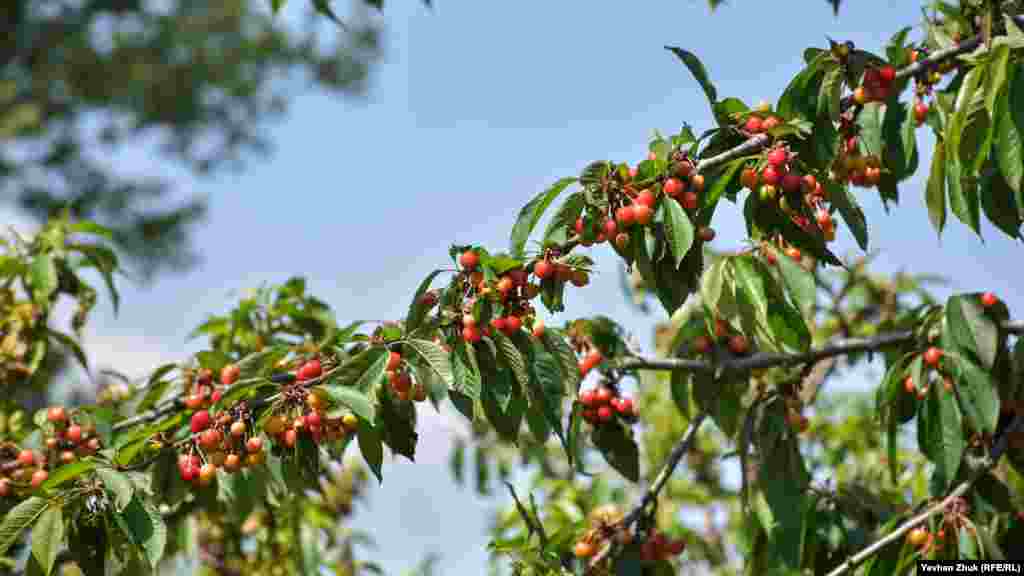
[
  {"x1": 818, "y1": 64, "x2": 844, "y2": 123},
  {"x1": 927, "y1": 139, "x2": 948, "y2": 235},
  {"x1": 917, "y1": 380, "x2": 963, "y2": 493},
  {"x1": 591, "y1": 422, "x2": 639, "y2": 482},
  {"x1": 405, "y1": 270, "x2": 444, "y2": 333},
  {"x1": 40, "y1": 459, "x2": 97, "y2": 492},
  {"x1": 322, "y1": 384, "x2": 375, "y2": 423},
  {"x1": 0, "y1": 497, "x2": 49, "y2": 556},
  {"x1": 29, "y1": 254, "x2": 58, "y2": 305},
  {"x1": 995, "y1": 81, "x2": 1023, "y2": 198},
  {"x1": 953, "y1": 358, "x2": 999, "y2": 436},
  {"x1": 96, "y1": 467, "x2": 134, "y2": 512},
  {"x1": 119, "y1": 497, "x2": 166, "y2": 570},
  {"x1": 661, "y1": 197, "x2": 694, "y2": 267},
  {"x1": 856, "y1": 102, "x2": 885, "y2": 159},
  {"x1": 831, "y1": 183, "x2": 869, "y2": 250},
  {"x1": 775, "y1": 247, "x2": 814, "y2": 314},
  {"x1": 946, "y1": 295, "x2": 999, "y2": 369},
  {"x1": 665, "y1": 46, "x2": 718, "y2": 112},
  {"x1": 452, "y1": 339, "x2": 481, "y2": 400},
  {"x1": 510, "y1": 177, "x2": 577, "y2": 257},
  {"x1": 357, "y1": 425, "x2": 384, "y2": 483},
  {"x1": 405, "y1": 338, "x2": 454, "y2": 389},
  {"x1": 31, "y1": 507, "x2": 62, "y2": 576},
  {"x1": 539, "y1": 329, "x2": 580, "y2": 392},
  {"x1": 491, "y1": 333, "x2": 528, "y2": 393}
]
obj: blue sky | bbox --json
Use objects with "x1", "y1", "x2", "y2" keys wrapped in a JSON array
[{"x1": 23, "y1": 1, "x2": 1023, "y2": 574}]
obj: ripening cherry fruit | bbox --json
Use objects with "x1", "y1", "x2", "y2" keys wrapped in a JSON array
[
  {"x1": 914, "y1": 101, "x2": 929, "y2": 125},
  {"x1": 603, "y1": 219, "x2": 618, "y2": 238},
  {"x1": 616, "y1": 205, "x2": 637, "y2": 227},
  {"x1": 767, "y1": 147, "x2": 788, "y2": 167},
  {"x1": 698, "y1": 227, "x2": 716, "y2": 242},
  {"x1": 496, "y1": 276, "x2": 514, "y2": 294},
  {"x1": 782, "y1": 173, "x2": 802, "y2": 194},
  {"x1": 298, "y1": 359, "x2": 322, "y2": 381},
  {"x1": 31, "y1": 469, "x2": 49, "y2": 489},
  {"x1": 534, "y1": 260, "x2": 554, "y2": 280},
  {"x1": 531, "y1": 320, "x2": 545, "y2": 338},
  {"x1": 740, "y1": 167, "x2": 758, "y2": 190},
  {"x1": 923, "y1": 347, "x2": 942, "y2": 367},
  {"x1": 690, "y1": 174, "x2": 705, "y2": 193},
  {"x1": 728, "y1": 335, "x2": 749, "y2": 355},
  {"x1": 574, "y1": 218, "x2": 585, "y2": 236},
  {"x1": 636, "y1": 189, "x2": 656, "y2": 208},
  {"x1": 614, "y1": 232, "x2": 630, "y2": 251},
  {"x1": 904, "y1": 375, "x2": 916, "y2": 394},
  {"x1": 596, "y1": 405, "x2": 613, "y2": 422},
  {"x1": 744, "y1": 116, "x2": 763, "y2": 133},
  {"x1": 681, "y1": 191, "x2": 699, "y2": 211},
  {"x1": 505, "y1": 315, "x2": 523, "y2": 333},
  {"x1": 66, "y1": 424, "x2": 83, "y2": 444},
  {"x1": 459, "y1": 250, "x2": 479, "y2": 270},
  {"x1": 785, "y1": 247, "x2": 802, "y2": 261},
  {"x1": 0, "y1": 479, "x2": 10, "y2": 497},
  {"x1": 980, "y1": 292, "x2": 999, "y2": 308},
  {"x1": 762, "y1": 116, "x2": 781, "y2": 131},
  {"x1": 879, "y1": 65, "x2": 896, "y2": 84},
  {"x1": 693, "y1": 335, "x2": 712, "y2": 355},
  {"x1": 907, "y1": 527, "x2": 928, "y2": 547},
  {"x1": 190, "y1": 410, "x2": 211, "y2": 434},
  {"x1": 199, "y1": 429, "x2": 221, "y2": 450},
  {"x1": 386, "y1": 351, "x2": 402, "y2": 371},
  {"x1": 676, "y1": 161, "x2": 693, "y2": 179},
  {"x1": 17, "y1": 449, "x2": 35, "y2": 467},
  {"x1": 283, "y1": 428, "x2": 298, "y2": 448},
  {"x1": 574, "y1": 541, "x2": 595, "y2": 558},
  {"x1": 633, "y1": 203, "x2": 653, "y2": 226},
  {"x1": 594, "y1": 387, "x2": 613, "y2": 405},
  {"x1": 647, "y1": 151, "x2": 657, "y2": 161},
  {"x1": 579, "y1": 389, "x2": 597, "y2": 408},
  {"x1": 759, "y1": 184, "x2": 777, "y2": 202},
  {"x1": 761, "y1": 165, "x2": 782, "y2": 186},
  {"x1": 184, "y1": 394, "x2": 204, "y2": 410},
  {"x1": 246, "y1": 437, "x2": 263, "y2": 454},
  {"x1": 714, "y1": 319, "x2": 729, "y2": 339},
  {"x1": 615, "y1": 398, "x2": 635, "y2": 417},
  {"x1": 462, "y1": 325, "x2": 481, "y2": 343},
  {"x1": 663, "y1": 177, "x2": 683, "y2": 197},
  {"x1": 220, "y1": 363, "x2": 241, "y2": 386},
  {"x1": 47, "y1": 406, "x2": 67, "y2": 423}
]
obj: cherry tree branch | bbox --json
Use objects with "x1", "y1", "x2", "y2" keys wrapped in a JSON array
[
  {"x1": 617, "y1": 320, "x2": 1024, "y2": 375},
  {"x1": 586, "y1": 412, "x2": 708, "y2": 573}
]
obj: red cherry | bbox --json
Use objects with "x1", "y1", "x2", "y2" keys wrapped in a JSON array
[
  {"x1": 698, "y1": 227, "x2": 716, "y2": 242},
  {"x1": 305, "y1": 412, "x2": 322, "y2": 429},
  {"x1": 66, "y1": 424, "x2": 83, "y2": 444},
  {"x1": 879, "y1": 65, "x2": 896, "y2": 84},
  {"x1": 210, "y1": 389, "x2": 223, "y2": 404},
  {"x1": 46, "y1": 406, "x2": 67, "y2": 423},
  {"x1": 693, "y1": 335, "x2": 712, "y2": 355},
  {"x1": 490, "y1": 317, "x2": 508, "y2": 333},
  {"x1": 594, "y1": 387, "x2": 613, "y2": 405},
  {"x1": 505, "y1": 316, "x2": 522, "y2": 334},
  {"x1": 981, "y1": 292, "x2": 998, "y2": 308},
  {"x1": 184, "y1": 395, "x2": 204, "y2": 410},
  {"x1": 17, "y1": 449, "x2": 35, "y2": 467},
  {"x1": 30, "y1": 469, "x2": 48, "y2": 489},
  {"x1": 582, "y1": 409, "x2": 596, "y2": 423},
  {"x1": 782, "y1": 173, "x2": 802, "y2": 194},
  {"x1": 728, "y1": 335, "x2": 749, "y2": 355},
  {"x1": 801, "y1": 174, "x2": 818, "y2": 194},
  {"x1": 762, "y1": 116, "x2": 781, "y2": 131},
  {"x1": 924, "y1": 347, "x2": 943, "y2": 367},
  {"x1": 508, "y1": 269, "x2": 528, "y2": 286},
  {"x1": 647, "y1": 151, "x2": 657, "y2": 161},
  {"x1": 603, "y1": 219, "x2": 618, "y2": 238},
  {"x1": 220, "y1": 364, "x2": 240, "y2": 386},
  {"x1": 761, "y1": 165, "x2": 782, "y2": 186},
  {"x1": 740, "y1": 167, "x2": 759, "y2": 190},
  {"x1": 767, "y1": 147, "x2": 788, "y2": 167},
  {"x1": 785, "y1": 247, "x2": 802, "y2": 261},
  {"x1": 459, "y1": 250, "x2": 479, "y2": 270},
  {"x1": 0, "y1": 479, "x2": 10, "y2": 497},
  {"x1": 574, "y1": 218, "x2": 585, "y2": 236},
  {"x1": 579, "y1": 389, "x2": 596, "y2": 408},
  {"x1": 597, "y1": 405, "x2": 613, "y2": 422},
  {"x1": 666, "y1": 539, "x2": 687, "y2": 555},
  {"x1": 462, "y1": 325, "x2": 481, "y2": 343},
  {"x1": 681, "y1": 191, "x2": 698, "y2": 211},
  {"x1": 616, "y1": 205, "x2": 636, "y2": 227},
  {"x1": 904, "y1": 375, "x2": 916, "y2": 394},
  {"x1": 199, "y1": 429, "x2": 222, "y2": 450},
  {"x1": 663, "y1": 178, "x2": 683, "y2": 197},
  {"x1": 744, "y1": 116, "x2": 763, "y2": 133},
  {"x1": 633, "y1": 203, "x2": 653, "y2": 226},
  {"x1": 914, "y1": 101, "x2": 929, "y2": 125},
  {"x1": 533, "y1": 260, "x2": 554, "y2": 280},
  {"x1": 190, "y1": 410, "x2": 211, "y2": 434},
  {"x1": 636, "y1": 189, "x2": 657, "y2": 208},
  {"x1": 615, "y1": 398, "x2": 635, "y2": 417},
  {"x1": 614, "y1": 232, "x2": 630, "y2": 251},
  {"x1": 387, "y1": 351, "x2": 401, "y2": 371},
  {"x1": 297, "y1": 359, "x2": 322, "y2": 381},
  {"x1": 629, "y1": 166, "x2": 638, "y2": 179}
]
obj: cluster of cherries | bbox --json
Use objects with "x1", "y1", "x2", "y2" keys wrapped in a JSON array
[
  {"x1": 572, "y1": 503, "x2": 687, "y2": 564},
  {"x1": 852, "y1": 64, "x2": 898, "y2": 105},
  {"x1": 691, "y1": 319, "x2": 751, "y2": 358},
  {"x1": 0, "y1": 407, "x2": 105, "y2": 496},
  {"x1": 739, "y1": 145, "x2": 836, "y2": 242},
  {"x1": 385, "y1": 351, "x2": 427, "y2": 402},
  {"x1": 758, "y1": 238, "x2": 805, "y2": 266},
  {"x1": 455, "y1": 250, "x2": 552, "y2": 343},
  {"x1": 577, "y1": 384, "x2": 636, "y2": 426},
  {"x1": 183, "y1": 366, "x2": 227, "y2": 411}
]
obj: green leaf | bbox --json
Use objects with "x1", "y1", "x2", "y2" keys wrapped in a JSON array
[
  {"x1": 0, "y1": 497, "x2": 49, "y2": 556},
  {"x1": 660, "y1": 197, "x2": 695, "y2": 267},
  {"x1": 491, "y1": 333, "x2": 529, "y2": 393},
  {"x1": 40, "y1": 459, "x2": 97, "y2": 492},
  {"x1": 818, "y1": 64, "x2": 844, "y2": 123},
  {"x1": 983, "y1": 45, "x2": 1010, "y2": 121},
  {"x1": 703, "y1": 157, "x2": 745, "y2": 208},
  {"x1": 46, "y1": 329, "x2": 89, "y2": 373},
  {"x1": 136, "y1": 363, "x2": 178, "y2": 412},
  {"x1": 29, "y1": 254, "x2": 58, "y2": 305},
  {"x1": 995, "y1": 79, "x2": 1023, "y2": 198},
  {"x1": 452, "y1": 339, "x2": 481, "y2": 400},
  {"x1": 665, "y1": 46, "x2": 718, "y2": 112},
  {"x1": 510, "y1": 177, "x2": 577, "y2": 257},
  {"x1": 917, "y1": 381, "x2": 964, "y2": 493},
  {"x1": 31, "y1": 507, "x2": 62, "y2": 576},
  {"x1": 952, "y1": 358, "x2": 999, "y2": 436},
  {"x1": 731, "y1": 256, "x2": 768, "y2": 322},
  {"x1": 357, "y1": 424, "x2": 384, "y2": 483},
  {"x1": 591, "y1": 421, "x2": 639, "y2": 482},
  {"x1": 856, "y1": 102, "x2": 885, "y2": 159},
  {"x1": 541, "y1": 191, "x2": 586, "y2": 248},
  {"x1": 405, "y1": 338, "x2": 455, "y2": 389},
  {"x1": 525, "y1": 340, "x2": 567, "y2": 450},
  {"x1": 118, "y1": 497, "x2": 166, "y2": 570},
  {"x1": 74, "y1": 244, "x2": 120, "y2": 314},
  {"x1": 980, "y1": 167, "x2": 1021, "y2": 239},
  {"x1": 946, "y1": 295, "x2": 999, "y2": 369},
  {"x1": 775, "y1": 247, "x2": 814, "y2": 314},
  {"x1": 322, "y1": 384, "x2": 375, "y2": 423},
  {"x1": 271, "y1": 0, "x2": 286, "y2": 13},
  {"x1": 405, "y1": 270, "x2": 444, "y2": 333},
  {"x1": 353, "y1": 348, "x2": 389, "y2": 395},
  {"x1": 700, "y1": 258, "x2": 728, "y2": 315},
  {"x1": 830, "y1": 183, "x2": 869, "y2": 250},
  {"x1": 927, "y1": 139, "x2": 948, "y2": 234},
  {"x1": 539, "y1": 329, "x2": 581, "y2": 393},
  {"x1": 96, "y1": 467, "x2": 134, "y2": 512}
]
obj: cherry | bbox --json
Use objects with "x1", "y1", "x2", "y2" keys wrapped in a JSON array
[
  {"x1": 666, "y1": 539, "x2": 687, "y2": 555},
  {"x1": 594, "y1": 387, "x2": 613, "y2": 405},
  {"x1": 534, "y1": 260, "x2": 554, "y2": 280},
  {"x1": 879, "y1": 65, "x2": 896, "y2": 84},
  {"x1": 0, "y1": 479, "x2": 9, "y2": 497},
  {"x1": 981, "y1": 292, "x2": 998, "y2": 308},
  {"x1": 462, "y1": 314, "x2": 477, "y2": 328},
  {"x1": 220, "y1": 364, "x2": 240, "y2": 386},
  {"x1": 17, "y1": 449, "x2": 35, "y2": 467},
  {"x1": 785, "y1": 247, "x2": 802, "y2": 261},
  {"x1": 923, "y1": 347, "x2": 942, "y2": 367},
  {"x1": 693, "y1": 335, "x2": 712, "y2": 355},
  {"x1": 647, "y1": 151, "x2": 657, "y2": 161},
  {"x1": 197, "y1": 463, "x2": 217, "y2": 487},
  {"x1": 297, "y1": 359, "x2": 322, "y2": 381},
  {"x1": 714, "y1": 319, "x2": 729, "y2": 339},
  {"x1": 907, "y1": 527, "x2": 928, "y2": 547},
  {"x1": 853, "y1": 86, "x2": 867, "y2": 105},
  {"x1": 508, "y1": 269, "x2": 528, "y2": 286},
  {"x1": 633, "y1": 203, "x2": 653, "y2": 226},
  {"x1": 574, "y1": 218, "x2": 585, "y2": 236},
  {"x1": 698, "y1": 227, "x2": 716, "y2": 242},
  {"x1": 801, "y1": 174, "x2": 818, "y2": 194},
  {"x1": 596, "y1": 405, "x2": 613, "y2": 422},
  {"x1": 246, "y1": 437, "x2": 263, "y2": 454},
  {"x1": 767, "y1": 147, "x2": 788, "y2": 167},
  {"x1": 505, "y1": 315, "x2": 522, "y2": 333},
  {"x1": 46, "y1": 438, "x2": 58, "y2": 450},
  {"x1": 31, "y1": 469, "x2": 49, "y2": 489},
  {"x1": 690, "y1": 174, "x2": 705, "y2": 193},
  {"x1": 198, "y1": 429, "x2": 221, "y2": 450},
  {"x1": 615, "y1": 398, "x2": 634, "y2": 417},
  {"x1": 740, "y1": 167, "x2": 758, "y2": 190},
  {"x1": 904, "y1": 375, "x2": 916, "y2": 394},
  {"x1": 614, "y1": 232, "x2": 630, "y2": 251},
  {"x1": 283, "y1": 428, "x2": 298, "y2": 448},
  {"x1": 459, "y1": 250, "x2": 479, "y2": 270},
  {"x1": 782, "y1": 172, "x2": 802, "y2": 194},
  {"x1": 681, "y1": 191, "x2": 698, "y2": 211},
  {"x1": 210, "y1": 389, "x2": 223, "y2": 404},
  {"x1": 744, "y1": 116, "x2": 763, "y2": 133},
  {"x1": 762, "y1": 116, "x2": 781, "y2": 131},
  {"x1": 189, "y1": 410, "x2": 211, "y2": 434},
  {"x1": 579, "y1": 389, "x2": 596, "y2": 408},
  {"x1": 61, "y1": 450, "x2": 76, "y2": 465},
  {"x1": 675, "y1": 161, "x2": 693, "y2": 179},
  {"x1": 636, "y1": 189, "x2": 656, "y2": 208},
  {"x1": 223, "y1": 453, "x2": 242, "y2": 473},
  {"x1": 496, "y1": 276, "x2": 514, "y2": 294},
  {"x1": 184, "y1": 395, "x2": 204, "y2": 410},
  {"x1": 46, "y1": 406, "x2": 67, "y2": 423},
  {"x1": 914, "y1": 101, "x2": 929, "y2": 125},
  {"x1": 532, "y1": 320, "x2": 545, "y2": 338},
  {"x1": 603, "y1": 219, "x2": 618, "y2": 238},
  {"x1": 761, "y1": 165, "x2": 782, "y2": 186},
  {"x1": 629, "y1": 166, "x2": 638, "y2": 179},
  {"x1": 616, "y1": 205, "x2": 636, "y2": 227},
  {"x1": 728, "y1": 335, "x2": 749, "y2": 355},
  {"x1": 197, "y1": 368, "x2": 213, "y2": 388},
  {"x1": 462, "y1": 325, "x2": 481, "y2": 343},
  {"x1": 574, "y1": 541, "x2": 595, "y2": 558},
  {"x1": 392, "y1": 373, "x2": 412, "y2": 395},
  {"x1": 66, "y1": 424, "x2": 83, "y2": 444},
  {"x1": 759, "y1": 184, "x2": 777, "y2": 202},
  {"x1": 490, "y1": 317, "x2": 508, "y2": 333}
]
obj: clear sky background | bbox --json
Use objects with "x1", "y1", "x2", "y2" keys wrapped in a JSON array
[{"x1": 11, "y1": 1, "x2": 1022, "y2": 574}]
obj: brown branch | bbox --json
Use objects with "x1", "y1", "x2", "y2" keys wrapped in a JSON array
[{"x1": 586, "y1": 412, "x2": 707, "y2": 573}]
